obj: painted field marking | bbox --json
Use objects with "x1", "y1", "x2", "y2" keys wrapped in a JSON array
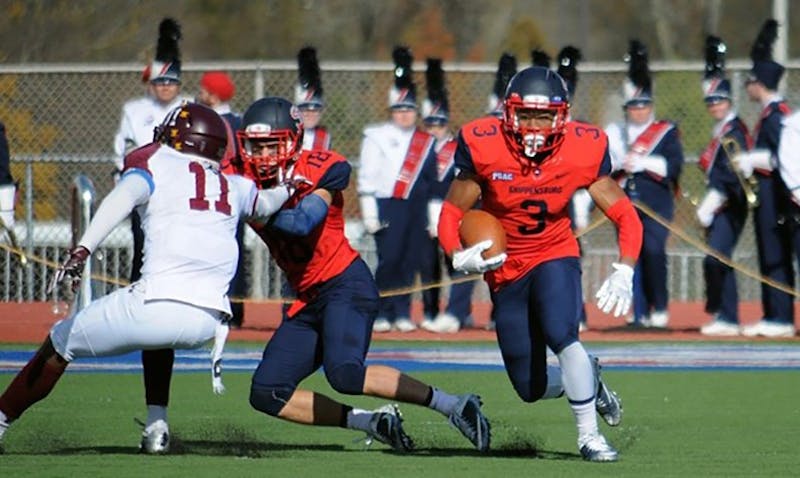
[{"x1": 2, "y1": 343, "x2": 800, "y2": 373}]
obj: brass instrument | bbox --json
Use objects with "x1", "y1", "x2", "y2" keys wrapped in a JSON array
[{"x1": 720, "y1": 136, "x2": 759, "y2": 208}]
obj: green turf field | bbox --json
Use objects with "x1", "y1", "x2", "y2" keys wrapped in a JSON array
[{"x1": 1, "y1": 357, "x2": 798, "y2": 478}]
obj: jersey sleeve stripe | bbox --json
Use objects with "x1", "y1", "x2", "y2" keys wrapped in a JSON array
[{"x1": 121, "y1": 168, "x2": 155, "y2": 194}]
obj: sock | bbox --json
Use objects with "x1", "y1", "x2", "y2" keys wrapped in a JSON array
[
  {"x1": 146, "y1": 405, "x2": 168, "y2": 427},
  {"x1": 428, "y1": 387, "x2": 460, "y2": 416},
  {"x1": 572, "y1": 401, "x2": 599, "y2": 442},
  {"x1": 556, "y1": 342, "x2": 595, "y2": 402},
  {"x1": 345, "y1": 407, "x2": 373, "y2": 432},
  {"x1": 0, "y1": 355, "x2": 66, "y2": 420},
  {"x1": 541, "y1": 365, "x2": 565, "y2": 399},
  {"x1": 142, "y1": 349, "x2": 174, "y2": 406}
]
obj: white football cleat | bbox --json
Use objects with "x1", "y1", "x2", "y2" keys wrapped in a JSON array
[
  {"x1": 139, "y1": 419, "x2": 170, "y2": 454},
  {"x1": 364, "y1": 404, "x2": 414, "y2": 452},
  {"x1": 449, "y1": 394, "x2": 491, "y2": 452},
  {"x1": 592, "y1": 357, "x2": 622, "y2": 427},
  {"x1": 579, "y1": 433, "x2": 618, "y2": 462}
]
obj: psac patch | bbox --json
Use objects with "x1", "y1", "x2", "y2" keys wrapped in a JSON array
[{"x1": 491, "y1": 171, "x2": 514, "y2": 181}]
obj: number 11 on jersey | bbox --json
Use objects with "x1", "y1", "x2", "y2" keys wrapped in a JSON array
[{"x1": 188, "y1": 162, "x2": 232, "y2": 215}]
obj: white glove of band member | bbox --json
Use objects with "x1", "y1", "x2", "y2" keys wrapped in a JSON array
[
  {"x1": 427, "y1": 200, "x2": 443, "y2": 238},
  {"x1": 359, "y1": 195, "x2": 383, "y2": 234},
  {"x1": 571, "y1": 188, "x2": 593, "y2": 231},
  {"x1": 733, "y1": 152, "x2": 754, "y2": 179},
  {"x1": 0, "y1": 183, "x2": 16, "y2": 228},
  {"x1": 623, "y1": 153, "x2": 644, "y2": 173},
  {"x1": 696, "y1": 189, "x2": 727, "y2": 228},
  {"x1": 595, "y1": 262, "x2": 634, "y2": 318},
  {"x1": 792, "y1": 188, "x2": 800, "y2": 206},
  {"x1": 452, "y1": 240, "x2": 507, "y2": 274}
]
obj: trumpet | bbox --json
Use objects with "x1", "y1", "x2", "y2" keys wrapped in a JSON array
[{"x1": 720, "y1": 136, "x2": 759, "y2": 209}]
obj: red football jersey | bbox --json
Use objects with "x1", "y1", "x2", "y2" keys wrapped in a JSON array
[
  {"x1": 248, "y1": 149, "x2": 359, "y2": 294},
  {"x1": 457, "y1": 117, "x2": 611, "y2": 290}
]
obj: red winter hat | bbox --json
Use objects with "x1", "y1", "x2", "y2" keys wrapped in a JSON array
[{"x1": 200, "y1": 71, "x2": 235, "y2": 101}]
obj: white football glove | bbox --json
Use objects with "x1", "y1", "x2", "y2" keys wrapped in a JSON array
[
  {"x1": 595, "y1": 262, "x2": 634, "y2": 318},
  {"x1": 210, "y1": 320, "x2": 229, "y2": 395},
  {"x1": 452, "y1": 240, "x2": 507, "y2": 274}
]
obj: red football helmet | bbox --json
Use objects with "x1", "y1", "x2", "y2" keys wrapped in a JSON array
[
  {"x1": 154, "y1": 102, "x2": 228, "y2": 161},
  {"x1": 237, "y1": 97, "x2": 303, "y2": 187},
  {"x1": 503, "y1": 66, "x2": 570, "y2": 157}
]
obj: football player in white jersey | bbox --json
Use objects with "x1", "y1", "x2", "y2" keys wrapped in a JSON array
[{"x1": 0, "y1": 103, "x2": 298, "y2": 452}]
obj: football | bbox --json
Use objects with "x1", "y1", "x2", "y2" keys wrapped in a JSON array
[{"x1": 459, "y1": 209, "x2": 507, "y2": 258}]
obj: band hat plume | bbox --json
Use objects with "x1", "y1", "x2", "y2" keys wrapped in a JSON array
[
  {"x1": 702, "y1": 35, "x2": 731, "y2": 103},
  {"x1": 747, "y1": 19, "x2": 784, "y2": 90},
  {"x1": 295, "y1": 46, "x2": 324, "y2": 110},
  {"x1": 557, "y1": 45, "x2": 582, "y2": 99},
  {"x1": 389, "y1": 45, "x2": 417, "y2": 110},
  {"x1": 147, "y1": 17, "x2": 182, "y2": 84},
  {"x1": 623, "y1": 39, "x2": 652, "y2": 107},
  {"x1": 422, "y1": 58, "x2": 449, "y2": 125},
  {"x1": 487, "y1": 52, "x2": 517, "y2": 116}
]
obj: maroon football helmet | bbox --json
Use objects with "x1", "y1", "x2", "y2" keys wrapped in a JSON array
[{"x1": 154, "y1": 102, "x2": 228, "y2": 161}]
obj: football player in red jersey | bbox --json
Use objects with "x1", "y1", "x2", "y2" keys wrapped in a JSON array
[
  {"x1": 231, "y1": 97, "x2": 490, "y2": 453},
  {"x1": 437, "y1": 67, "x2": 643, "y2": 462}
]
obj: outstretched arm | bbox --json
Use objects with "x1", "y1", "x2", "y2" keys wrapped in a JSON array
[
  {"x1": 270, "y1": 189, "x2": 332, "y2": 236},
  {"x1": 588, "y1": 176, "x2": 643, "y2": 317},
  {"x1": 587, "y1": 176, "x2": 641, "y2": 267},
  {"x1": 78, "y1": 171, "x2": 152, "y2": 251}
]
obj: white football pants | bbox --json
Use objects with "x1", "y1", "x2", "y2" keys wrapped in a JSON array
[{"x1": 51, "y1": 282, "x2": 221, "y2": 362}]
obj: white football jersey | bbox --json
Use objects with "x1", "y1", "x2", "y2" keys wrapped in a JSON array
[{"x1": 133, "y1": 146, "x2": 258, "y2": 315}]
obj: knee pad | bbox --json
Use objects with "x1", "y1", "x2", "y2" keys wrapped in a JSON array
[
  {"x1": 325, "y1": 362, "x2": 366, "y2": 395},
  {"x1": 249, "y1": 385, "x2": 295, "y2": 416}
]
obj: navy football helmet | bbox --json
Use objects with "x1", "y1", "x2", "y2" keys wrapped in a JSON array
[
  {"x1": 503, "y1": 66, "x2": 570, "y2": 156},
  {"x1": 154, "y1": 102, "x2": 228, "y2": 161},
  {"x1": 237, "y1": 97, "x2": 304, "y2": 186}
]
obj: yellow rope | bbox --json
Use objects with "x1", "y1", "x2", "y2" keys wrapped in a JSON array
[
  {"x1": 0, "y1": 241, "x2": 129, "y2": 287},
  {"x1": 632, "y1": 200, "x2": 800, "y2": 298},
  {"x1": 4, "y1": 204, "x2": 795, "y2": 302}
]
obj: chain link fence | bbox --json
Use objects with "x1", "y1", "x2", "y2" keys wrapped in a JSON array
[{"x1": 2, "y1": 60, "x2": 799, "y2": 303}]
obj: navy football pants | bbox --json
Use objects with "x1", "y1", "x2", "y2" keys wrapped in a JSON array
[
  {"x1": 490, "y1": 257, "x2": 582, "y2": 402},
  {"x1": 250, "y1": 259, "x2": 378, "y2": 410}
]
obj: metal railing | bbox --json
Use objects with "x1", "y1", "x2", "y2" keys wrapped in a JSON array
[{"x1": 71, "y1": 174, "x2": 95, "y2": 310}]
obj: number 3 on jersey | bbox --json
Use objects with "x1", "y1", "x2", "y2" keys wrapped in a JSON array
[
  {"x1": 188, "y1": 162, "x2": 232, "y2": 215},
  {"x1": 519, "y1": 199, "x2": 547, "y2": 235}
]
